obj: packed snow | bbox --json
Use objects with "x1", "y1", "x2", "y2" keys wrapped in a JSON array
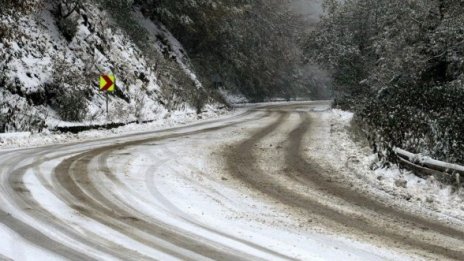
[{"x1": 5, "y1": 107, "x2": 410, "y2": 260}]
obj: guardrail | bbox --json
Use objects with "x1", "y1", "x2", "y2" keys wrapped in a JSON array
[{"x1": 394, "y1": 147, "x2": 464, "y2": 186}]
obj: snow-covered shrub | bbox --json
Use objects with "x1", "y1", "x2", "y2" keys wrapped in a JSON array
[
  {"x1": 57, "y1": 17, "x2": 78, "y2": 41},
  {"x1": 358, "y1": 82, "x2": 464, "y2": 164},
  {"x1": 54, "y1": 1, "x2": 80, "y2": 42},
  {"x1": 0, "y1": 92, "x2": 46, "y2": 132},
  {"x1": 308, "y1": 0, "x2": 464, "y2": 165},
  {"x1": 0, "y1": 20, "x2": 9, "y2": 40},
  {"x1": 52, "y1": 88, "x2": 89, "y2": 122},
  {"x1": 0, "y1": 0, "x2": 41, "y2": 14}
]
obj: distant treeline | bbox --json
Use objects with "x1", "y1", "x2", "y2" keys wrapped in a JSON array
[{"x1": 135, "y1": 0, "x2": 314, "y2": 101}]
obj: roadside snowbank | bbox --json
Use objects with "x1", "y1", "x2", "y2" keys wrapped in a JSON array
[
  {"x1": 309, "y1": 109, "x2": 464, "y2": 223},
  {"x1": 0, "y1": 105, "x2": 235, "y2": 150}
]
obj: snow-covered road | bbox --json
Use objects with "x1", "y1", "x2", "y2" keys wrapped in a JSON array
[{"x1": 0, "y1": 101, "x2": 463, "y2": 260}]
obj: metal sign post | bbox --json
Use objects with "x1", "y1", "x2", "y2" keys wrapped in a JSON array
[
  {"x1": 106, "y1": 92, "x2": 109, "y2": 120},
  {"x1": 99, "y1": 74, "x2": 115, "y2": 122}
]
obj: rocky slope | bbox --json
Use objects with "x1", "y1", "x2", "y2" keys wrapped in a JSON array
[{"x1": 0, "y1": 0, "x2": 225, "y2": 132}]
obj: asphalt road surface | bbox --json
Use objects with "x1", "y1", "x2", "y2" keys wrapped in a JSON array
[{"x1": 0, "y1": 102, "x2": 463, "y2": 260}]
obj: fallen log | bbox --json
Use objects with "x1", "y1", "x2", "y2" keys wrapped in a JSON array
[{"x1": 394, "y1": 147, "x2": 464, "y2": 185}]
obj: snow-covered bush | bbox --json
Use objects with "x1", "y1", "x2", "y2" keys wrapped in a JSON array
[
  {"x1": 54, "y1": 1, "x2": 81, "y2": 42},
  {"x1": 307, "y1": 0, "x2": 464, "y2": 165},
  {"x1": 52, "y1": 88, "x2": 89, "y2": 122},
  {"x1": 0, "y1": 92, "x2": 46, "y2": 132},
  {"x1": 0, "y1": 0, "x2": 41, "y2": 14}
]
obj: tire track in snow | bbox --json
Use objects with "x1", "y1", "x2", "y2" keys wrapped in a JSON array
[
  {"x1": 138, "y1": 143, "x2": 296, "y2": 260},
  {"x1": 225, "y1": 105, "x2": 464, "y2": 260},
  {"x1": 0, "y1": 108, "x2": 266, "y2": 259},
  {"x1": 286, "y1": 112, "x2": 464, "y2": 259},
  {"x1": 0, "y1": 149, "x2": 98, "y2": 260},
  {"x1": 5, "y1": 147, "x2": 156, "y2": 260},
  {"x1": 89, "y1": 110, "x2": 294, "y2": 259},
  {"x1": 3, "y1": 102, "x2": 462, "y2": 259},
  {"x1": 48, "y1": 109, "x2": 282, "y2": 260}
]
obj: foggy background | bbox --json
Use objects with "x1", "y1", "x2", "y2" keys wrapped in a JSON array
[
  {"x1": 289, "y1": 0, "x2": 333, "y2": 99},
  {"x1": 290, "y1": 0, "x2": 323, "y2": 25}
]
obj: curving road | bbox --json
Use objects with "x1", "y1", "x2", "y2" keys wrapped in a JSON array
[{"x1": 0, "y1": 101, "x2": 463, "y2": 260}]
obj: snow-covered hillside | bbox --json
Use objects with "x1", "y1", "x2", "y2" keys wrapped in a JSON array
[{"x1": 0, "y1": 1, "x2": 224, "y2": 132}]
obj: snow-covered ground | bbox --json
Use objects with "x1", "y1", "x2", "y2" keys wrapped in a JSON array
[
  {"x1": 0, "y1": 102, "x2": 462, "y2": 260},
  {"x1": 308, "y1": 109, "x2": 464, "y2": 223},
  {"x1": 0, "y1": 2, "x2": 221, "y2": 133},
  {"x1": 0, "y1": 104, "x2": 409, "y2": 260},
  {"x1": 0, "y1": 104, "x2": 234, "y2": 150},
  {"x1": 115, "y1": 122, "x2": 409, "y2": 261}
]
